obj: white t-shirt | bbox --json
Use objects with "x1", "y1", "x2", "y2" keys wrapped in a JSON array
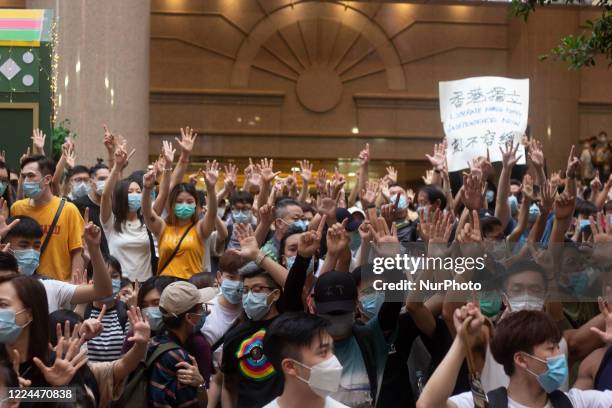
[
  {"x1": 101, "y1": 213, "x2": 152, "y2": 282},
  {"x1": 41, "y1": 279, "x2": 77, "y2": 313},
  {"x1": 449, "y1": 388, "x2": 612, "y2": 408},
  {"x1": 201, "y1": 294, "x2": 241, "y2": 345},
  {"x1": 481, "y1": 338, "x2": 569, "y2": 393},
  {"x1": 263, "y1": 396, "x2": 349, "y2": 408}
]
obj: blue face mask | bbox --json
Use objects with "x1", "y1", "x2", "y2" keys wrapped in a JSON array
[
  {"x1": 486, "y1": 190, "x2": 495, "y2": 204},
  {"x1": 390, "y1": 194, "x2": 408, "y2": 210},
  {"x1": 567, "y1": 267, "x2": 596, "y2": 295},
  {"x1": 524, "y1": 353, "x2": 568, "y2": 393},
  {"x1": 232, "y1": 210, "x2": 252, "y2": 224},
  {"x1": 111, "y1": 279, "x2": 121, "y2": 296},
  {"x1": 290, "y1": 219, "x2": 307, "y2": 232},
  {"x1": 285, "y1": 256, "x2": 315, "y2": 273},
  {"x1": 174, "y1": 203, "x2": 196, "y2": 219},
  {"x1": 143, "y1": 306, "x2": 163, "y2": 331},
  {"x1": 579, "y1": 219, "x2": 590, "y2": 230},
  {"x1": 360, "y1": 292, "x2": 384, "y2": 320},
  {"x1": 95, "y1": 180, "x2": 106, "y2": 195},
  {"x1": 508, "y1": 195, "x2": 519, "y2": 217},
  {"x1": 0, "y1": 181, "x2": 7, "y2": 197},
  {"x1": 242, "y1": 291, "x2": 274, "y2": 321},
  {"x1": 528, "y1": 204, "x2": 541, "y2": 223},
  {"x1": 13, "y1": 249, "x2": 39, "y2": 276},
  {"x1": 23, "y1": 180, "x2": 42, "y2": 199},
  {"x1": 191, "y1": 312, "x2": 207, "y2": 333},
  {"x1": 127, "y1": 193, "x2": 142, "y2": 212},
  {"x1": 71, "y1": 182, "x2": 90, "y2": 199},
  {"x1": 221, "y1": 279, "x2": 243, "y2": 305},
  {"x1": 0, "y1": 309, "x2": 29, "y2": 344}
]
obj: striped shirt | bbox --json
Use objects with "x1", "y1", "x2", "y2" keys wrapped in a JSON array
[
  {"x1": 148, "y1": 333, "x2": 200, "y2": 408},
  {"x1": 86, "y1": 306, "x2": 126, "y2": 362}
]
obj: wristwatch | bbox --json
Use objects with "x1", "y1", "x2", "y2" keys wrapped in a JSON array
[
  {"x1": 196, "y1": 382, "x2": 206, "y2": 393},
  {"x1": 254, "y1": 251, "x2": 267, "y2": 267}
]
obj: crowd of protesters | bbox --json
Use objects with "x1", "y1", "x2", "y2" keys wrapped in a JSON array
[{"x1": 0, "y1": 124, "x2": 610, "y2": 408}]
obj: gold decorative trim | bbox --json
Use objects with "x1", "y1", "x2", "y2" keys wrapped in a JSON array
[{"x1": 0, "y1": 102, "x2": 39, "y2": 130}]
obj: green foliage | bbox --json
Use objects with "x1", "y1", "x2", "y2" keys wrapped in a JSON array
[
  {"x1": 51, "y1": 119, "x2": 75, "y2": 161},
  {"x1": 511, "y1": 1, "x2": 612, "y2": 69}
]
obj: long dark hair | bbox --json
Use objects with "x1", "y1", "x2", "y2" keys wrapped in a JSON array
[
  {"x1": 0, "y1": 275, "x2": 49, "y2": 362},
  {"x1": 0, "y1": 162, "x2": 14, "y2": 208},
  {"x1": 166, "y1": 183, "x2": 200, "y2": 226},
  {"x1": 112, "y1": 178, "x2": 144, "y2": 233}
]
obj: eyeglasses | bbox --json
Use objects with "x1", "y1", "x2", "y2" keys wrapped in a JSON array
[{"x1": 238, "y1": 285, "x2": 276, "y2": 295}]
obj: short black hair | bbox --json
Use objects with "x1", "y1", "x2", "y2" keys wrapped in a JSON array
[
  {"x1": 189, "y1": 272, "x2": 216, "y2": 289},
  {"x1": 4, "y1": 215, "x2": 43, "y2": 240},
  {"x1": 604, "y1": 201, "x2": 612, "y2": 214},
  {"x1": 0, "y1": 252, "x2": 18, "y2": 273},
  {"x1": 480, "y1": 216, "x2": 503, "y2": 237},
  {"x1": 574, "y1": 198, "x2": 598, "y2": 218},
  {"x1": 120, "y1": 277, "x2": 132, "y2": 289},
  {"x1": 229, "y1": 190, "x2": 254, "y2": 207},
  {"x1": 274, "y1": 198, "x2": 301, "y2": 219},
  {"x1": 20, "y1": 154, "x2": 56, "y2": 176},
  {"x1": 68, "y1": 165, "x2": 90, "y2": 179},
  {"x1": 89, "y1": 160, "x2": 109, "y2": 177},
  {"x1": 490, "y1": 310, "x2": 562, "y2": 376},
  {"x1": 502, "y1": 259, "x2": 548, "y2": 291},
  {"x1": 137, "y1": 276, "x2": 171, "y2": 309},
  {"x1": 264, "y1": 312, "x2": 330, "y2": 373},
  {"x1": 419, "y1": 185, "x2": 447, "y2": 209}
]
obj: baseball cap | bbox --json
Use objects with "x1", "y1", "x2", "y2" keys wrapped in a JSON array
[
  {"x1": 336, "y1": 208, "x2": 361, "y2": 232},
  {"x1": 348, "y1": 206, "x2": 366, "y2": 219},
  {"x1": 199, "y1": 287, "x2": 218, "y2": 307},
  {"x1": 314, "y1": 271, "x2": 357, "y2": 314},
  {"x1": 160, "y1": 281, "x2": 206, "y2": 316}
]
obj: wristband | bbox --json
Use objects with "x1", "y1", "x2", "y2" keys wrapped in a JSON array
[{"x1": 254, "y1": 251, "x2": 267, "y2": 267}]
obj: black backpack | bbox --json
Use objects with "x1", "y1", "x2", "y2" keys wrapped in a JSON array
[{"x1": 487, "y1": 387, "x2": 573, "y2": 408}]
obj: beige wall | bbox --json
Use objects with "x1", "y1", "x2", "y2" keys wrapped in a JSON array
[{"x1": 146, "y1": 1, "x2": 609, "y2": 184}]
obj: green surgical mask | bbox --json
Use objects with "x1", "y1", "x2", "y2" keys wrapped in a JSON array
[
  {"x1": 174, "y1": 203, "x2": 196, "y2": 219},
  {"x1": 479, "y1": 291, "x2": 502, "y2": 317}
]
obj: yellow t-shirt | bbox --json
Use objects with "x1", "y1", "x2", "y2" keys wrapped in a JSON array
[
  {"x1": 158, "y1": 223, "x2": 204, "y2": 280},
  {"x1": 11, "y1": 196, "x2": 84, "y2": 281}
]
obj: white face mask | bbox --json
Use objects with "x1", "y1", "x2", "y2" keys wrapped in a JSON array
[
  {"x1": 507, "y1": 293, "x2": 545, "y2": 312},
  {"x1": 291, "y1": 355, "x2": 343, "y2": 398}
]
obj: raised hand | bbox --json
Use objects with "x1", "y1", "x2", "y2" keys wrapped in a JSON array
[
  {"x1": 234, "y1": 223, "x2": 260, "y2": 261},
  {"x1": 330, "y1": 168, "x2": 346, "y2": 199},
  {"x1": 143, "y1": 169, "x2": 157, "y2": 190},
  {"x1": 62, "y1": 140, "x2": 76, "y2": 169},
  {"x1": 0, "y1": 198, "x2": 19, "y2": 240},
  {"x1": 19, "y1": 147, "x2": 31, "y2": 166},
  {"x1": 456, "y1": 211, "x2": 482, "y2": 244},
  {"x1": 176, "y1": 127, "x2": 198, "y2": 154},
  {"x1": 461, "y1": 173, "x2": 484, "y2": 211},
  {"x1": 429, "y1": 210, "x2": 454, "y2": 244},
  {"x1": 499, "y1": 140, "x2": 521, "y2": 169},
  {"x1": 224, "y1": 163, "x2": 238, "y2": 190},
  {"x1": 360, "y1": 180, "x2": 379, "y2": 208},
  {"x1": 299, "y1": 160, "x2": 313, "y2": 183},
  {"x1": 453, "y1": 302, "x2": 486, "y2": 342},
  {"x1": 315, "y1": 169, "x2": 327, "y2": 193},
  {"x1": 103, "y1": 124, "x2": 116, "y2": 154},
  {"x1": 590, "y1": 214, "x2": 612, "y2": 244},
  {"x1": 203, "y1": 160, "x2": 220, "y2": 187},
  {"x1": 127, "y1": 306, "x2": 151, "y2": 345},
  {"x1": 258, "y1": 204, "x2": 275, "y2": 226},
  {"x1": 32, "y1": 128, "x2": 46, "y2": 153},
  {"x1": 384, "y1": 166, "x2": 398, "y2": 184},
  {"x1": 553, "y1": 191, "x2": 576, "y2": 220},
  {"x1": 358, "y1": 220, "x2": 373, "y2": 243},
  {"x1": 79, "y1": 304, "x2": 105, "y2": 340},
  {"x1": 162, "y1": 140, "x2": 176, "y2": 165},
  {"x1": 258, "y1": 158, "x2": 280, "y2": 185},
  {"x1": 9, "y1": 348, "x2": 32, "y2": 388},
  {"x1": 83, "y1": 220, "x2": 102, "y2": 248},
  {"x1": 540, "y1": 180, "x2": 556, "y2": 213},
  {"x1": 590, "y1": 297, "x2": 612, "y2": 344},
  {"x1": 358, "y1": 143, "x2": 370, "y2": 166},
  {"x1": 522, "y1": 174, "x2": 534, "y2": 202},
  {"x1": 528, "y1": 138, "x2": 545, "y2": 169},
  {"x1": 326, "y1": 220, "x2": 350, "y2": 256},
  {"x1": 426, "y1": 140, "x2": 447, "y2": 171},
  {"x1": 566, "y1": 145, "x2": 580, "y2": 179},
  {"x1": 298, "y1": 215, "x2": 326, "y2": 258},
  {"x1": 176, "y1": 355, "x2": 204, "y2": 387},
  {"x1": 591, "y1": 170, "x2": 602, "y2": 191},
  {"x1": 0, "y1": 149, "x2": 5, "y2": 164},
  {"x1": 422, "y1": 169, "x2": 434, "y2": 185},
  {"x1": 34, "y1": 324, "x2": 88, "y2": 386}
]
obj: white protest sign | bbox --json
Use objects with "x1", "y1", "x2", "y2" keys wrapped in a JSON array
[{"x1": 439, "y1": 76, "x2": 529, "y2": 172}]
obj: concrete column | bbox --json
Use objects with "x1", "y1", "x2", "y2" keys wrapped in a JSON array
[{"x1": 26, "y1": 0, "x2": 150, "y2": 172}]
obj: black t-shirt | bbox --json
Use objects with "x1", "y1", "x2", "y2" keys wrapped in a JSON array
[
  {"x1": 221, "y1": 317, "x2": 283, "y2": 408},
  {"x1": 74, "y1": 195, "x2": 109, "y2": 256}
]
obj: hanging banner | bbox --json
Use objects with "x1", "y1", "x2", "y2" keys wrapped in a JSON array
[{"x1": 439, "y1": 76, "x2": 529, "y2": 172}]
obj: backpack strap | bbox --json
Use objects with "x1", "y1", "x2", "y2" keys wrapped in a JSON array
[
  {"x1": 40, "y1": 198, "x2": 65, "y2": 256},
  {"x1": 486, "y1": 387, "x2": 507, "y2": 408},
  {"x1": 548, "y1": 390, "x2": 574, "y2": 408},
  {"x1": 157, "y1": 223, "x2": 196, "y2": 274},
  {"x1": 145, "y1": 341, "x2": 181, "y2": 368},
  {"x1": 147, "y1": 228, "x2": 158, "y2": 275},
  {"x1": 115, "y1": 301, "x2": 129, "y2": 331}
]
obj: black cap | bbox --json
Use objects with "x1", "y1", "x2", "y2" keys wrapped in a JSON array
[
  {"x1": 314, "y1": 271, "x2": 357, "y2": 314},
  {"x1": 336, "y1": 208, "x2": 361, "y2": 232}
]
